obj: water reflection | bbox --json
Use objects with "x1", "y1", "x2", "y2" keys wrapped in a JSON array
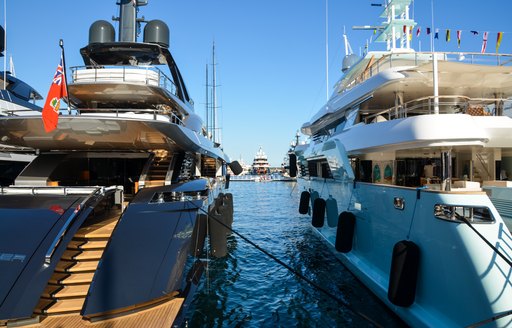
[{"x1": 184, "y1": 182, "x2": 406, "y2": 327}]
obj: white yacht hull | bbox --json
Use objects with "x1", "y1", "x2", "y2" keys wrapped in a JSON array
[{"x1": 299, "y1": 176, "x2": 512, "y2": 327}]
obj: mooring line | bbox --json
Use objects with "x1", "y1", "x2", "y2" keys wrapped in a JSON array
[{"x1": 194, "y1": 203, "x2": 384, "y2": 328}]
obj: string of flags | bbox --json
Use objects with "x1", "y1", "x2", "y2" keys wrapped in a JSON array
[{"x1": 393, "y1": 26, "x2": 506, "y2": 53}]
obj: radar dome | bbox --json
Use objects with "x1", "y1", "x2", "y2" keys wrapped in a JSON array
[
  {"x1": 89, "y1": 20, "x2": 115, "y2": 44},
  {"x1": 144, "y1": 20, "x2": 170, "y2": 48},
  {"x1": 342, "y1": 54, "x2": 360, "y2": 73}
]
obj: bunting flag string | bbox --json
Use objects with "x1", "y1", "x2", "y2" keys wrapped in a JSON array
[
  {"x1": 481, "y1": 32, "x2": 488, "y2": 54},
  {"x1": 496, "y1": 32, "x2": 503, "y2": 53},
  {"x1": 388, "y1": 25, "x2": 508, "y2": 53}
]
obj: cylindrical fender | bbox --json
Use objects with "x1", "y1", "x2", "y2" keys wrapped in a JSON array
[
  {"x1": 388, "y1": 240, "x2": 420, "y2": 307},
  {"x1": 335, "y1": 211, "x2": 356, "y2": 253},
  {"x1": 289, "y1": 153, "x2": 297, "y2": 178},
  {"x1": 325, "y1": 196, "x2": 339, "y2": 228},
  {"x1": 312, "y1": 198, "x2": 326, "y2": 228},
  {"x1": 299, "y1": 191, "x2": 310, "y2": 214}
]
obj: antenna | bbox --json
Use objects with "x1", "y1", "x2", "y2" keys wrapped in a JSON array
[{"x1": 343, "y1": 26, "x2": 353, "y2": 56}]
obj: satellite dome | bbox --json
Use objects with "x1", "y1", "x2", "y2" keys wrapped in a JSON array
[
  {"x1": 144, "y1": 20, "x2": 170, "y2": 48},
  {"x1": 89, "y1": 20, "x2": 115, "y2": 44}
]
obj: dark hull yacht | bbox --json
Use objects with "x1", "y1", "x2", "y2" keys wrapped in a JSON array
[{"x1": 0, "y1": 1, "x2": 240, "y2": 327}]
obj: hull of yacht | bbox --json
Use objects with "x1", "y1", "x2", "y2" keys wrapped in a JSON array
[
  {"x1": 0, "y1": 181, "x2": 220, "y2": 324},
  {"x1": 299, "y1": 175, "x2": 512, "y2": 327}
]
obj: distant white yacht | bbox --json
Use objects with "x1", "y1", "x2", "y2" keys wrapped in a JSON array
[{"x1": 252, "y1": 146, "x2": 270, "y2": 175}]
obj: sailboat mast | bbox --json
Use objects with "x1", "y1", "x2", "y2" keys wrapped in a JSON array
[
  {"x1": 205, "y1": 63, "x2": 209, "y2": 139},
  {"x1": 3, "y1": 0, "x2": 6, "y2": 90},
  {"x1": 212, "y1": 41, "x2": 219, "y2": 145}
]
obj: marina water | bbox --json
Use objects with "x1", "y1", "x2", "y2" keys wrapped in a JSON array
[{"x1": 183, "y1": 182, "x2": 406, "y2": 327}]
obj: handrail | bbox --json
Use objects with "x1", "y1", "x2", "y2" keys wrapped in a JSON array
[{"x1": 42, "y1": 186, "x2": 123, "y2": 264}]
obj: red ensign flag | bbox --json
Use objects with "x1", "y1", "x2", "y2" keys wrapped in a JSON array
[{"x1": 42, "y1": 55, "x2": 67, "y2": 132}]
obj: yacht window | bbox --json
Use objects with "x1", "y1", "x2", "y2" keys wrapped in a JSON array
[
  {"x1": 306, "y1": 159, "x2": 333, "y2": 179},
  {"x1": 434, "y1": 205, "x2": 494, "y2": 224}
]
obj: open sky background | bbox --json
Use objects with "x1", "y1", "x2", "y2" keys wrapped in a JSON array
[{"x1": 3, "y1": 0, "x2": 512, "y2": 166}]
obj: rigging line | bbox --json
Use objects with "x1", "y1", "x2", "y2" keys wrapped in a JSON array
[
  {"x1": 406, "y1": 189, "x2": 421, "y2": 239},
  {"x1": 466, "y1": 309, "x2": 512, "y2": 328},
  {"x1": 456, "y1": 212, "x2": 512, "y2": 268},
  {"x1": 192, "y1": 202, "x2": 384, "y2": 328},
  {"x1": 289, "y1": 181, "x2": 297, "y2": 197}
]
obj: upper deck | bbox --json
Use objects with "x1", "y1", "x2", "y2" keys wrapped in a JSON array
[{"x1": 303, "y1": 51, "x2": 512, "y2": 137}]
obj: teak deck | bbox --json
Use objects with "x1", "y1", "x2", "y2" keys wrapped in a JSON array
[{"x1": 26, "y1": 297, "x2": 184, "y2": 328}]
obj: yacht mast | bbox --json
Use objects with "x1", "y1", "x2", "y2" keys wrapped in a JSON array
[
  {"x1": 3, "y1": 0, "x2": 6, "y2": 90},
  {"x1": 212, "y1": 42, "x2": 221, "y2": 145},
  {"x1": 205, "y1": 63, "x2": 209, "y2": 139}
]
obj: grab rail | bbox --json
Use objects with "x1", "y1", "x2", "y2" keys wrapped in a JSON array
[{"x1": 44, "y1": 186, "x2": 123, "y2": 264}]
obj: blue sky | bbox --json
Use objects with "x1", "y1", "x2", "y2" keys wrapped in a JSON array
[{"x1": 3, "y1": 0, "x2": 512, "y2": 166}]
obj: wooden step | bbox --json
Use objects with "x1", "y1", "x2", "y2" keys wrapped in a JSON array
[
  {"x1": 41, "y1": 298, "x2": 85, "y2": 315},
  {"x1": 62, "y1": 249, "x2": 103, "y2": 261},
  {"x1": 55, "y1": 260, "x2": 100, "y2": 273},
  {"x1": 61, "y1": 250, "x2": 81, "y2": 261},
  {"x1": 75, "y1": 218, "x2": 118, "y2": 239},
  {"x1": 67, "y1": 239, "x2": 108, "y2": 250},
  {"x1": 43, "y1": 285, "x2": 89, "y2": 299},
  {"x1": 42, "y1": 284, "x2": 62, "y2": 299},
  {"x1": 49, "y1": 272, "x2": 95, "y2": 285},
  {"x1": 34, "y1": 299, "x2": 55, "y2": 315}
]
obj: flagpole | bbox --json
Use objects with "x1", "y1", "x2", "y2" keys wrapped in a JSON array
[{"x1": 59, "y1": 39, "x2": 71, "y2": 114}]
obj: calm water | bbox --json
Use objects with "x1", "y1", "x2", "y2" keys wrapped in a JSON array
[{"x1": 183, "y1": 182, "x2": 406, "y2": 327}]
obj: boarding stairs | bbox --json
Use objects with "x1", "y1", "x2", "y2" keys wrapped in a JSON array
[
  {"x1": 140, "y1": 152, "x2": 173, "y2": 188},
  {"x1": 473, "y1": 151, "x2": 493, "y2": 182},
  {"x1": 33, "y1": 217, "x2": 119, "y2": 318}
]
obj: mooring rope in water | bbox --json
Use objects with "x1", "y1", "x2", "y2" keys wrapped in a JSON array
[{"x1": 194, "y1": 204, "x2": 384, "y2": 328}]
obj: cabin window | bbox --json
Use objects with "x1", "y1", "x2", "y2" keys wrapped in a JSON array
[
  {"x1": 306, "y1": 160, "x2": 333, "y2": 179},
  {"x1": 307, "y1": 161, "x2": 318, "y2": 177},
  {"x1": 434, "y1": 205, "x2": 494, "y2": 224},
  {"x1": 355, "y1": 160, "x2": 372, "y2": 183},
  {"x1": 49, "y1": 157, "x2": 146, "y2": 194}
]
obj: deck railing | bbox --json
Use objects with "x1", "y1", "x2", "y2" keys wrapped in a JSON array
[
  {"x1": 364, "y1": 95, "x2": 510, "y2": 123},
  {"x1": 347, "y1": 51, "x2": 512, "y2": 92},
  {"x1": 76, "y1": 107, "x2": 185, "y2": 125},
  {"x1": 70, "y1": 65, "x2": 178, "y2": 98}
]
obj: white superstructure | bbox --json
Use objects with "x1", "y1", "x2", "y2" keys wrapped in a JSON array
[{"x1": 294, "y1": 1, "x2": 512, "y2": 326}]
